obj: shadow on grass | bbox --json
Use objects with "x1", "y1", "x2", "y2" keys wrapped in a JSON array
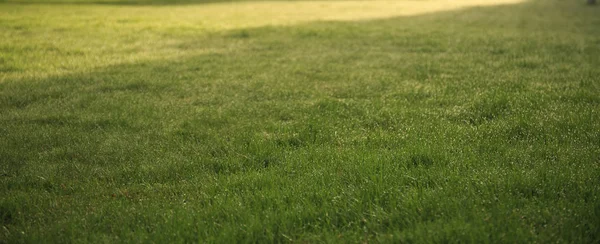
[
  {"x1": 3, "y1": 0, "x2": 597, "y2": 173},
  {"x1": 2, "y1": 0, "x2": 596, "y2": 140},
  {"x1": 1, "y1": 0, "x2": 599, "y2": 173}
]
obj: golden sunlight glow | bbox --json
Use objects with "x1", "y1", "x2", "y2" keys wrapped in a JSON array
[
  {"x1": 159, "y1": 0, "x2": 526, "y2": 30},
  {"x1": 0, "y1": 0, "x2": 527, "y2": 80}
]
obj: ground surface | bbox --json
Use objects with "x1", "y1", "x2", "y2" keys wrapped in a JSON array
[{"x1": 1, "y1": 0, "x2": 599, "y2": 242}]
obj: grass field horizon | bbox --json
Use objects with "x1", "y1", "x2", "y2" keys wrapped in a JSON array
[{"x1": 1, "y1": 0, "x2": 600, "y2": 242}]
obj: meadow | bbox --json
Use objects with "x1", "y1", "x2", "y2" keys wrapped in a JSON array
[{"x1": 1, "y1": 0, "x2": 599, "y2": 242}]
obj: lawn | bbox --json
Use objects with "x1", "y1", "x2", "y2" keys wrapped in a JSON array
[{"x1": 1, "y1": 0, "x2": 599, "y2": 242}]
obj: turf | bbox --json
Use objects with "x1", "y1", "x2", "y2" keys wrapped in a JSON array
[{"x1": 1, "y1": 0, "x2": 600, "y2": 242}]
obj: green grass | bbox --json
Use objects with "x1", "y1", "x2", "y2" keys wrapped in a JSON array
[{"x1": 1, "y1": 0, "x2": 600, "y2": 242}]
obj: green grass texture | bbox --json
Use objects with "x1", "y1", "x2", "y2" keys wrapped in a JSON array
[{"x1": 1, "y1": 0, "x2": 599, "y2": 242}]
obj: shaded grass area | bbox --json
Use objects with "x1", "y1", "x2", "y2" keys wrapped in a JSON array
[{"x1": 1, "y1": 0, "x2": 600, "y2": 242}]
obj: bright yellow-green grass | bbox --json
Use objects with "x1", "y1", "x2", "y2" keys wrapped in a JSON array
[
  {"x1": 1, "y1": 0, "x2": 525, "y2": 81},
  {"x1": 1, "y1": 0, "x2": 599, "y2": 242}
]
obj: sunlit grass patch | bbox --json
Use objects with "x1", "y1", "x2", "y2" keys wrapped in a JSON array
[{"x1": 1, "y1": 0, "x2": 525, "y2": 80}]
